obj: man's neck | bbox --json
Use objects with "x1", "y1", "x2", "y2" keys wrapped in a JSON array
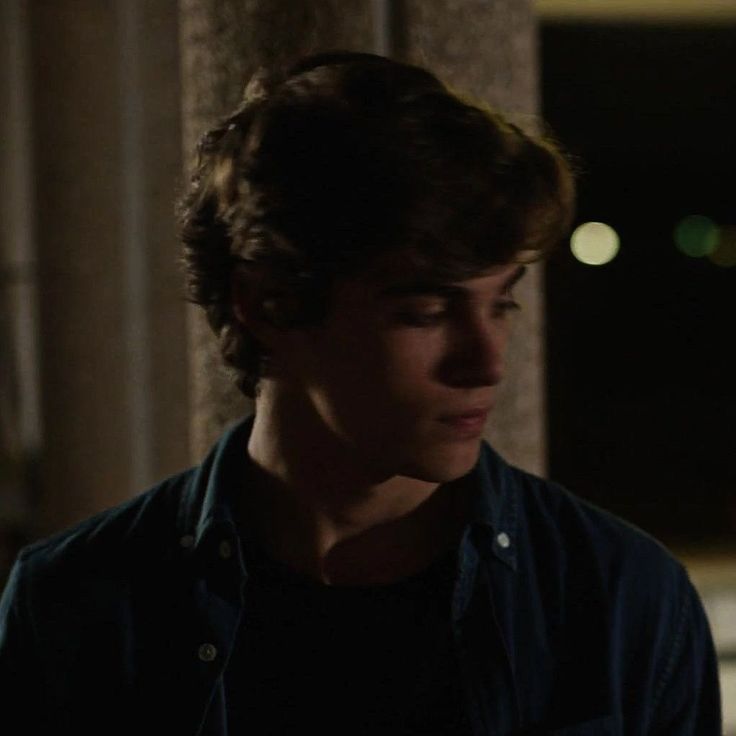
[{"x1": 241, "y1": 393, "x2": 470, "y2": 586}]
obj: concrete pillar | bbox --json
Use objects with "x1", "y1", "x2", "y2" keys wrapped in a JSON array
[
  {"x1": 26, "y1": 1, "x2": 188, "y2": 535},
  {"x1": 0, "y1": 0, "x2": 40, "y2": 570},
  {"x1": 396, "y1": 0, "x2": 546, "y2": 474},
  {"x1": 181, "y1": 0, "x2": 547, "y2": 475}
]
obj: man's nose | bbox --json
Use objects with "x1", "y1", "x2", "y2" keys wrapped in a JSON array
[{"x1": 437, "y1": 318, "x2": 506, "y2": 388}]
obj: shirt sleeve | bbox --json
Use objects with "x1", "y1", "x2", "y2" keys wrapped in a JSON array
[{"x1": 649, "y1": 570, "x2": 722, "y2": 734}]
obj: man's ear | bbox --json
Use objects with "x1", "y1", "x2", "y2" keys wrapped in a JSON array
[{"x1": 230, "y1": 264, "x2": 298, "y2": 343}]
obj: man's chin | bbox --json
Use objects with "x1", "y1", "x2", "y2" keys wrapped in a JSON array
[{"x1": 401, "y1": 439, "x2": 483, "y2": 484}]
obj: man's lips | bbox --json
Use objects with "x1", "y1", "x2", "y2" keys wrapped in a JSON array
[{"x1": 437, "y1": 408, "x2": 490, "y2": 433}]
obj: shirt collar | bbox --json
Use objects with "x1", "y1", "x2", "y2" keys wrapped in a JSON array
[
  {"x1": 466, "y1": 442, "x2": 519, "y2": 572},
  {"x1": 179, "y1": 416, "x2": 254, "y2": 548},
  {"x1": 179, "y1": 415, "x2": 519, "y2": 572}
]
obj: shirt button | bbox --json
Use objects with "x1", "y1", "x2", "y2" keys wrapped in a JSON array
[
  {"x1": 179, "y1": 534, "x2": 195, "y2": 549},
  {"x1": 218, "y1": 540, "x2": 232, "y2": 560},
  {"x1": 198, "y1": 643, "x2": 218, "y2": 662},
  {"x1": 496, "y1": 532, "x2": 511, "y2": 549}
]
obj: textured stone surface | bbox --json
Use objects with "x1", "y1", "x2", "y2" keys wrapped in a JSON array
[{"x1": 400, "y1": 0, "x2": 538, "y2": 118}]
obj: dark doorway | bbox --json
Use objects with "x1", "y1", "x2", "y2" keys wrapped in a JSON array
[{"x1": 542, "y1": 22, "x2": 736, "y2": 549}]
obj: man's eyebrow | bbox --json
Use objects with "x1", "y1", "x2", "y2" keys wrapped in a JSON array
[{"x1": 379, "y1": 265, "x2": 528, "y2": 299}]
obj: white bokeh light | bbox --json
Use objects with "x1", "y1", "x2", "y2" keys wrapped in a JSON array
[{"x1": 570, "y1": 221, "x2": 620, "y2": 266}]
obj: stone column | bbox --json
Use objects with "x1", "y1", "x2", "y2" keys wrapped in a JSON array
[
  {"x1": 396, "y1": 0, "x2": 546, "y2": 475},
  {"x1": 181, "y1": 0, "x2": 547, "y2": 475},
  {"x1": 0, "y1": 0, "x2": 39, "y2": 570},
  {"x1": 27, "y1": 0, "x2": 187, "y2": 535}
]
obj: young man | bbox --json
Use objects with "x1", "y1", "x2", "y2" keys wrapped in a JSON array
[{"x1": 0, "y1": 52, "x2": 722, "y2": 734}]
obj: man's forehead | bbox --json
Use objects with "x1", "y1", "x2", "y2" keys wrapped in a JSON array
[{"x1": 371, "y1": 262, "x2": 526, "y2": 297}]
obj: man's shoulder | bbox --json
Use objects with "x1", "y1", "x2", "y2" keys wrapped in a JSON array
[
  {"x1": 502, "y1": 459, "x2": 689, "y2": 595},
  {"x1": 500, "y1": 460, "x2": 703, "y2": 679},
  {"x1": 13, "y1": 467, "x2": 197, "y2": 587}
]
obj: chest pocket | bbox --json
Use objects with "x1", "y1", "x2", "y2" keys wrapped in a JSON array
[{"x1": 548, "y1": 715, "x2": 617, "y2": 735}]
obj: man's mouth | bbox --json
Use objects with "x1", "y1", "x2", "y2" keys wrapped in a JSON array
[{"x1": 437, "y1": 409, "x2": 490, "y2": 435}]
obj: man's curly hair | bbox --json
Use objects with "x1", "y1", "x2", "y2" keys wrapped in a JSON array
[{"x1": 180, "y1": 51, "x2": 575, "y2": 398}]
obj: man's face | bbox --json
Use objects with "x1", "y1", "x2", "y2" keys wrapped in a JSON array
[{"x1": 279, "y1": 258, "x2": 525, "y2": 483}]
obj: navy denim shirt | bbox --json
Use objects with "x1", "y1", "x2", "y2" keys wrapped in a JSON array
[{"x1": 0, "y1": 417, "x2": 722, "y2": 734}]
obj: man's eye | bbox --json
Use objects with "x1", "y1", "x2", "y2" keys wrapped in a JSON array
[{"x1": 492, "y1": 299, "x2": 521, "y2": 318}]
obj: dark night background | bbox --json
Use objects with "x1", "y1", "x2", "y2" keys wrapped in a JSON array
[{"x1": 542, "y1": 22, "x2": 736, "y2": 550}]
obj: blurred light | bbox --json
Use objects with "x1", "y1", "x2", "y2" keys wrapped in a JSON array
[
  {"x1": 570, "y1": 221, "x2": 620, "y2": 266},
  {"x1": 674, "y1": 215, "x2": 719, "y2": 258},
  {"x1": 708, "y1": 226, "x2": 736, "y2": 267}
]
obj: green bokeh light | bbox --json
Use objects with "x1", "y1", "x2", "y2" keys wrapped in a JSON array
[{"x1": 674, "y1": 215, "x2": 719, "y2": 258}]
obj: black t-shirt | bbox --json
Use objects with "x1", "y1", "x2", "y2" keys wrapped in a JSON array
[{"x1": 224, "y1": 542, "x2": 470, "y2": 735}]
